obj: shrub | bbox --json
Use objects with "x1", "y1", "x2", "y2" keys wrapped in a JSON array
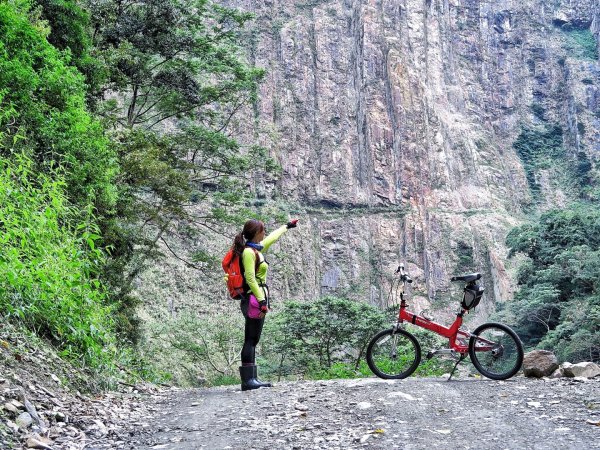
[
  {"x1": 0, "y1": 155, "x2": 115, "y2": 368},
  {"x1": 144, "y1": 312, "x2": 244, "y2": 387},
  {"x1": 501, "y1": 205, "x2": 600, "y2": 363},
  {"x1": 262, "y1": 296, "x2": 387, "y2": 379}
]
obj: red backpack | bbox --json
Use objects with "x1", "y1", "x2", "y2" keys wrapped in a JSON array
[{"x1": 222, "y1": 247, "x2": 260, "y2": 299}]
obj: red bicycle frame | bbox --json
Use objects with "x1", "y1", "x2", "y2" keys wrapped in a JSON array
[
  {"x1": 397, "y1": 299, "x2": 471, "y2": 353},
  {"x1": 394, "y1": 276, "x2": 497, "y2": 354}
]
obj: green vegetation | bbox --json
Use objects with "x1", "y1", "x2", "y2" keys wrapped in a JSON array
[
  {"x1": 305, "y1": 361, "x2": 373, "y2": 380},
  {"x1": 513, "y1": 122, "x2": 592, "y2": 201},
  {"x1": 0, "y1": 0, "x2": 273, "y2": 385},
  {"x1": 0, "y1": 0, "x2": 117, "y2": 213},
  {"x1": 513, "y1": 124, "x2": 564, "y2": 199},
  {"x1": 262, "y1": 296, "x2": 387, "y2": 379},
  {"x1": 501, "y1": 205, "x2": 600, "y2": 363},
  {"x1": 83, "y1": 0, "x2": 277, "y2": 339},
  {"x1": 406, "y1": 327, "x2": 455, "y2": 377},
  {"x1": 32, "y1": 0, "x2": 104, "y2": 93},
  {"x1": 456, "y1": 241, "x2": 474, "y2": 272},
  {"x1": 561, "y1": 28, "x2": 599, "y2": 60},
  {"x1": 530, "y1": 102, "x2": 546, "y2": 121},
  {"x1": 0, "y1": 0, "x2": 117, "y2": 371},
  {"x1": 160, "y1": 313, "x2": 243, "y2": 386},
  {"x1": 0, "y1": 155, "x2": 115, "y2": 369},
  {"x1": 260, "y1": 296, "x2": 453, "y2": 381}
]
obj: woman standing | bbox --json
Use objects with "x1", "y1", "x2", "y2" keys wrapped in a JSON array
[{"x1": 231, "y1": 218, "x2": 298, "y2": 391}]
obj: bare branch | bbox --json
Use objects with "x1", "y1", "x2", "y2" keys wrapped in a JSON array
[
  {"x1": 127, "y1": 84, "x2": 139, "y2": 127},
  {"x1": 198, "y1": 334, "x2": 226, "y2": 374},
  {"x1": 159, "y1": 236, "x2": 203, "y2": 271},
  {"x1": 133, "y1": 98, "x2": 163, "y2": 123},
  {"x1": 147, "y1": 50, "x2": 183, "y2": 73},
  {"x1": 144, "y1": 89, "x2": 231, "y2": 130},
  {"x1": 185, "y1": 218, "x2": 233, "y2": 239},
  {"x1": 215, "y1": 96, "x2": 248, "y2": 133}
]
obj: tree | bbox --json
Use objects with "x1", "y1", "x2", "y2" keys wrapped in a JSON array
[
  {"x1": 503, "y1": 205, "x2": 600, "y2": 362},
  {"x1": 83, "y1": 0, "x2": 276, "y2": 328},
  {"x1": 31, "y1": 0, "x2": 105, "y2": 95},
  {"x1": 262, "y1": 297, "x2": 387, "y2": 378}
]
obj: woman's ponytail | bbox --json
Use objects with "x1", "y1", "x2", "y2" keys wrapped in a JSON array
[{"x1": 233, "y1": 231, "x2": 245, "y2": 257}]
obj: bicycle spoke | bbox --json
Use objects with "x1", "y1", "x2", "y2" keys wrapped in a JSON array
[
  {"x1": 469, "y1": 323, "x2": 523, "y2": 380},
  {"x1": 366, "y1": 329, "x2": 421, "y2": 379}
]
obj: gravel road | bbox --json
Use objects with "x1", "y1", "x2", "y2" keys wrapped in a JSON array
[{"x1": 125, "y1": 376, "x2": 600, "y2": 450}]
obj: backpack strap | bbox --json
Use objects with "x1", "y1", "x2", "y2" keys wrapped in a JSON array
[{"x1": 240, "y1": 247, "x2": 261, "y2": 293}]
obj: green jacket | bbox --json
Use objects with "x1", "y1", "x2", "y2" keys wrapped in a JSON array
[{"x1": 243, "y1": 225, "x2": 288, "y2": 300}]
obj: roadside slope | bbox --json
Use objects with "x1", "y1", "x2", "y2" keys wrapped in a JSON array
[{"x1": 0, "y1": 328, "x2": 156, "y2": 450}]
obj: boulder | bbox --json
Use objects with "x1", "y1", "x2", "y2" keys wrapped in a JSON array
[
  {"x1": 523, "y1": 350, "x2": 559, "y2": 378},
  {"x1": 16, "y1": 412, "x2": 33, "y2": 429},
  {"x1": 3, "y1": 402, "x2": 19, "y2": 414},
  {"x1": 25, "y1": 433, "x2": 53, "y2": 449},
  {"x1": 561, "y1": 362, "x2": 600, "y2": 378}
]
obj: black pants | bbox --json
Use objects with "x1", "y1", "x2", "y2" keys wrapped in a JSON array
[{"x1": 240, "y1": 295, "x2": 265, "y2": 364}]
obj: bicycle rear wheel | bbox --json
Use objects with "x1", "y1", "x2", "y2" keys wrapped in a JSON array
[
  {"x1": 469, "y1": 322, "x2": 524, "y2": 380},
  {"x1": 366, "y1": 328, "x2": 421, "y2": 379}
]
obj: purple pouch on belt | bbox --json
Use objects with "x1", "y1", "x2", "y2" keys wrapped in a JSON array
[{"x1": 247, "y1": 294, "x2": 262, "y2": 319}]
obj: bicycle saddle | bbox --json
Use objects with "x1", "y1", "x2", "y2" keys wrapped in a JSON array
[{"x1": 450, "y1": 273, "x2": 481, "y2": 283}]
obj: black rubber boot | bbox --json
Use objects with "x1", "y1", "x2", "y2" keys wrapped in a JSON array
[
  {"x1": 253, "y1": 365, "x2": 272, "y2": 388},
  {"x1": 239, "y1": 365, "x2": 263, "y2": 391}
]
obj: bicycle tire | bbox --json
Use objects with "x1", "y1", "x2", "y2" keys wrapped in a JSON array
[
  {"x1": 366, "y1": 328, "x2": 421, "y2": 379},
  {"x1": 469, "y1": 322, "x2": 524, "y2": 380}
]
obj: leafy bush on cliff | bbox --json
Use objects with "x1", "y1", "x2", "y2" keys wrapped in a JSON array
[
  {"x1": 503, "y1": 205, "x2": 600, "y2": 363},
  {"x1": 561, "y1": 28, "x2": 599, "y2": 60},
  {"x1": 513, "y1": 124, "x2": 564, "y2": 199},
  {"x1": 513, "y1": 123, "x2": 593, "y2": 200}
]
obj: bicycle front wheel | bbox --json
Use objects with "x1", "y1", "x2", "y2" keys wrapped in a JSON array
[
  {"x1": 366, "y1": 328, "x2": 421, "y2": 379},
  {"x1": 469, "y1": 322, "x2": 524, "y2": 380}
]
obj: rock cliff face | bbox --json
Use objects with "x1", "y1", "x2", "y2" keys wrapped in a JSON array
[
  {"x1": 213, "y1": 0, "x2": 599, "y2": 313},
  {"x1": 137, "y1": 0, "x2": 599, "y2": 334},
  {"x1": 134, "y1": 0, "x2": 599, "y2": 384}
]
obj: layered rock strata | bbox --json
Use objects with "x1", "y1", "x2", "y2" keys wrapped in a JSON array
[{"x1": 207, "y1": 0, "x2": 598, "y2": 314}]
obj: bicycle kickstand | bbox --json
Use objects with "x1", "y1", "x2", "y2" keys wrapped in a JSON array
[{"x1": 447, "y1": 353, "x2": 467, "y2": 381}]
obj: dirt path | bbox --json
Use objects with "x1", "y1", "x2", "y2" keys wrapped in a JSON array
[{"x1": 116, "y1": 376, "x2": 599, "y2": 450}]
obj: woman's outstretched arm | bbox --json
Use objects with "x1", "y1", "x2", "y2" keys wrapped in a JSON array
[{"x1": 260, "y1": 225, "x2": 288, "y2": 253}]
